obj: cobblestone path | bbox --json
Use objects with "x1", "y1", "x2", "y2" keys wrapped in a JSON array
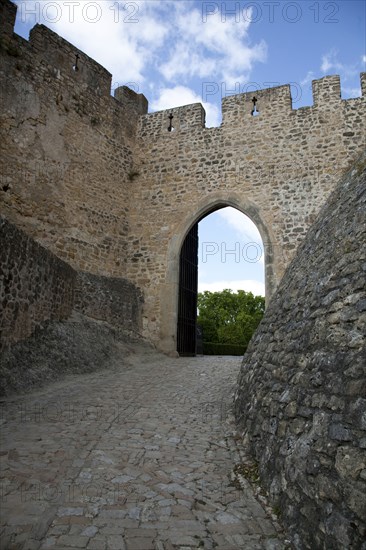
[{"x1": 1, "y1": 345, "x2": 288, "y2": 550}]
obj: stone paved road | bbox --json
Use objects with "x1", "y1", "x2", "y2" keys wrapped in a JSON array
[{"x1": 1, "y1": 344, "x2": 288, "y2": 550}]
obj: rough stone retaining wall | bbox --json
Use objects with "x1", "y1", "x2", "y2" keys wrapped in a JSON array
[
  {"x1": 0, "y1": 215, "x2": 75, "y2": 351},
  {"x1": 234, "y1": 153, "x2": 366, "y2": 549},
  {"x1": 0, "y1": 217, "x2": 144, "y2": 394},
  {"x1": 74, "y1": 272, "x2": 143, "y2": 338},
  {"x1": 0, "y1": 217, "x2": 144, "y2": 351}
]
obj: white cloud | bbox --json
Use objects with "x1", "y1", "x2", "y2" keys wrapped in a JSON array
[
  {"x1": 342, "y1": 87, "x2": 362, "y2": 98},
  {"x1": 216, "y1": 207, "x2": 264, "y2": 264},
  {"x1": 300, "y1": 70, "x2": 315, "y2": 87},
  {"x1": 217, "y1": 207, "x2": 262, "y2": 243},
  {"x1": 298, "y1": 53, "x2": 364, "y2": 104},
  {"x1": 16, "y1": 1, "x2": 169, "y2": 84},
  {"x1": 321, "y1": 51, "x2": 341, "y2": 73},
  {"x1": 198, "y1": 279, "x2": 265, "y2": 296},
  {"x1": 159, "y1": 7, "x2": 267, "y2": 83},
  {"x1": 320, "y1": 50, "x2": 358, "y2": 79},
  {"x1": 151, "y1": 86, "x2": 221, "y2": 127},
  {"x1": 16, "y1": 1, "x2": 267, "y2": 113},
  {"x1": 318, "y1": 51, "x2": 364, "y2": 99},
  {"x1": 159, "y1": 47, "x2": 216, "y2": 81}
]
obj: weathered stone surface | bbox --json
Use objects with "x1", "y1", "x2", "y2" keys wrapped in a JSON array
[
  {"x1": 235, "y1": 153, "x2": 366, "y2": 549},
  {"x1": 74, "y1": 272, "x2": 143, "y2": 338}
]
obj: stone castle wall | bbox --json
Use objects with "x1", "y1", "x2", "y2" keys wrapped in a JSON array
[
  {"x1": 234, "y1": 152, "x2": 366, "y2": 549},
  {"x1": 128, "y1": 74, "x2": 365, "y2": 350},
  {"x1": 0, "y1": 215, "x2": 75, "y2": 351},
  {"x1": 0, "y1": 0, "x2": 147, "y2": 278},
  {"x1": 1, "y1": 0, "x2": 365, "y2": 353}
]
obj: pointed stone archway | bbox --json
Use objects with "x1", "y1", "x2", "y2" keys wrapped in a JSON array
[{"x1": 160, "y1": 194, "x2": 275, "y2": 356}]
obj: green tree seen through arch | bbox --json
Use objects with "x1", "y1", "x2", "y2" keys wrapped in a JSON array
[{"x1": 197, "y1": 289, "x2": 265, "y2": 354}]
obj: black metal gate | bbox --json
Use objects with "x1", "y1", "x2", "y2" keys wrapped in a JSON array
[{"x1": 177, "y1": 223, "x2": 198, "y2": 356}]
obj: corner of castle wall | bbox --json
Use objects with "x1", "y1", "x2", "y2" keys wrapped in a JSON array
[
  {"x1": 29, "y1": 24, "x2": 112, "y2": 97},
  {"x1": 114, "y1": 86, "x2": 148, "y2": 116},
  {"x1": 221, "y1": 83, "x2": 292, "y2": 126},
  {"x1": 361, "y1": 72, "x2": 366, "y2": 97},
  {"x1": 139, "y1": 103, "x2": 206, "y2": 137},
  {"x1": 220, "y1": 74, "x2": 364, "y2": 127},
  {"x1": 0, "y1": 0, "x2": 17, "y2": 39},
  {"x1": 168, "y1": 103, "x2": 206, "y2": 130},
  {"x1": 311, "y1": 74, "x2": 341, "y2": 107}
]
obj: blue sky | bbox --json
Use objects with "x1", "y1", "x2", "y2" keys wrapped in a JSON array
[{"x1": 13, "y1": 0, "x2": 365, "y2": 296}]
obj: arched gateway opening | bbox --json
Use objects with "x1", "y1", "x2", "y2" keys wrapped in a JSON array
[
  {"x1": 159, "y1": 196, "x2": 275, "y2": 356},
  {"x1": 176, "y1": 202, "x2": 270, "y2": 356}
]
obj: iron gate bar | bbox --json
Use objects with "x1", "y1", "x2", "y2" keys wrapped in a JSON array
[{"x1": 177, "y1": 223, "x2": 198, "y2": 356}]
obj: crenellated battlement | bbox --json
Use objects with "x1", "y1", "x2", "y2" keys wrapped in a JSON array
[
  {"x1": 312, "y1": 74, "x2": 341, "y2": 106},
  {"x1": 0, "y1": 1, "x2": 147, "y2": 112},
  {"x1": 222, "y1": 84, "x2": 292, "y2": 124},
  {"x1": 139, "y1": 103, "x2": 206, "y2": 138},
  {"x1": 222, "y1": 74, "x2": 364, "y2": 122},
  {"x1": 0, "y1": 0, "x2": 16, "y2": 38},
  {"x1": 140, "y1": 72, "x2": 364, "y2": 134},
  {"x1": 114, "y1": 86, "x2": 148, "y2": 116},
  {"x1": 1, "y1": 0, "x2": 364, "y2": 132},
  {"x1": 221, "y1": 82, "x2": 292, "y2": 125},
  {"x1": 28, "y1": 24, "x2": 112, "y2": 97}
]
